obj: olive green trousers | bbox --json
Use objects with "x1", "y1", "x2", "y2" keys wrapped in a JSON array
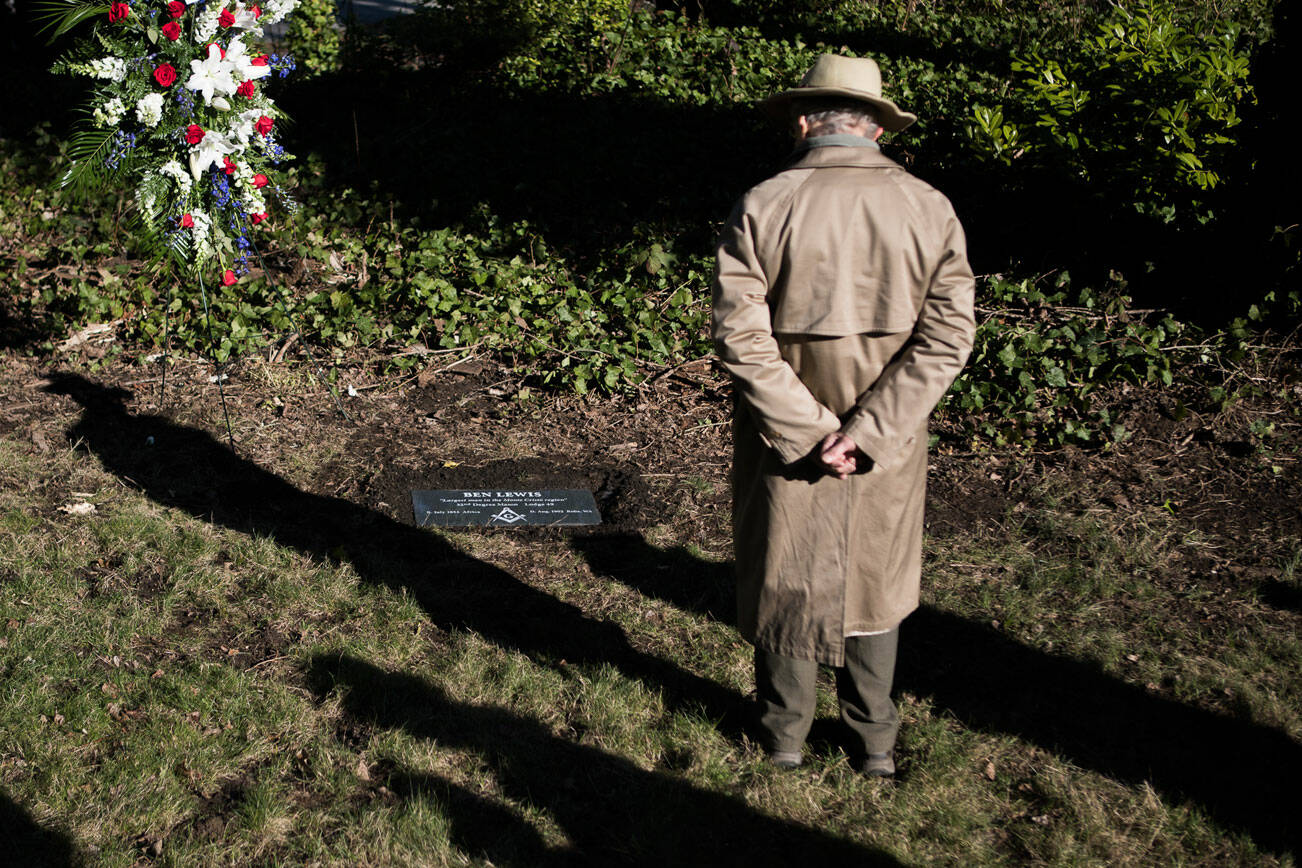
[{"x1": 754, "y1": 628, "x2": 900, "y2": 757}]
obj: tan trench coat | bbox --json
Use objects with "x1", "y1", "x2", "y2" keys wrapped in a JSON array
[{"x1": 712, "y1": 142, "x2": 975, "y2": 666}]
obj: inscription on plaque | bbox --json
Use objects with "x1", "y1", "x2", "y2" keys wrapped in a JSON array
[{"x1": 412, "y1": 489, "x2": 602, "y2": 527}]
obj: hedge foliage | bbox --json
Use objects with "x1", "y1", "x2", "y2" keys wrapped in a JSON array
[{"x1": 8, "y1": 0, "x2": 1297, "y2": 446}]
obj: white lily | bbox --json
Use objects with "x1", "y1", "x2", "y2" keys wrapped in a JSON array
[
  {"x1": 230, "y1": 1, "x2": 263, "y2": 33},
  {"x1": 187, "y1": 43, "x2": 238, "y2": 105},
  {"x1": 188, "y1": 131, "x2": 234, "y2": 181},
  {"x1": 225, "y1": 36, "x2": 272, "y2": 82}
]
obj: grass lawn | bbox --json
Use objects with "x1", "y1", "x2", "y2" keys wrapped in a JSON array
[{"x1": 1, "y1": 355, "x2": 1298, "y2": 866}]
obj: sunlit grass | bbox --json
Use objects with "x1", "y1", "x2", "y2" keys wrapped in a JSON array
[{"x1": 1, "y1": 433, "x2": 1298, "y2": 865}]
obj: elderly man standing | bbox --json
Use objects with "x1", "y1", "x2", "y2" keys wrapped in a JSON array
[{"x1": 712, "y1": 54, "x2": 976, "y2": 777}]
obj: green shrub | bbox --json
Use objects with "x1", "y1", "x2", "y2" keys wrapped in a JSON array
[
  {"x1": 966, "y1": 0, "x2": 1256, "y2": 224},
  {"x1": 943, "y1": 274, "x2": 1191, "y2": 446},
  {"x1": 286, "y1": 0, "x2": 343, "y2": 77},
  {"x1": 5, "y1": 0, "x2": 1291, "y2": 450}
]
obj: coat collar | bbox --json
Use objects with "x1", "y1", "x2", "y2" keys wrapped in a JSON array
[{"x1": 783, "y1": 144, "x2": 902, "y2": 172}]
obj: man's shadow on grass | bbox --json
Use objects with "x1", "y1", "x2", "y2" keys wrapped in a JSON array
[
  {"x1": 307, "y1": 653, "x2": 900, "y2": 866},
  {"x1": 44, "y1": 372, "x2": 894, "y2": 863},
  {"x1": 574, "y1": 533, "x2": 1302, "y2": 858},
  {"x1": 0, "y1": 790, "x2": 80, "y2": 867},
  {"x1": 45, "y1": 373, "x2": 740, "y2": 730}
]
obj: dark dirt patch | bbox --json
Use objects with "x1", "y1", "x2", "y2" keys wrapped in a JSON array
[
  {"x1": 2, "y1": 347, "x2": 1301, "y2": 677},
  {"x1": 926, "y1": 455, "x2": 1017, "y2": 537},
  {"x1": 185, "y1": 773, "x2": 251, "y2": 842},
  {"x1": 204, "y1": 622, "x2": 295, "y2": 671},
  {"x1": 335, "y1": 718, "x2": 373, "y2": 751},
  {"x1": 2, "y1": 346, "x2": 1299, "y2": 566},
  {"x1": 78, "y1": 557, "x2": 171, "y2": 601},
  {"x1": 927, "y1": 381, "x2": 1302, "y2": 572},
  {"x1": 2, "y1": 346, "x2": 1299, "y2": 584}
]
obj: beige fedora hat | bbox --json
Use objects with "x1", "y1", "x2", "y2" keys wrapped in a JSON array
[{"x1": 762, "y1": 53, "x2": 917, "y2": 132}]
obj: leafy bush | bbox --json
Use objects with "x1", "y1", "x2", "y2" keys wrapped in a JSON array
[
  {"x1": 4, "y1": 0, "x2": 1293, "y2": 450},
  {"x1": 965, "y1": 0, "x2": 1256, "y2": 225},
  {"x1": 944, "y1": 275, "x2": 1191, "y2": 445},
  {"x1": 286, "y1": 0, "x2": 343, "y2": 77}
]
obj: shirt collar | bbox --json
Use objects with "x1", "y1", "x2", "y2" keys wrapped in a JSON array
[{"x1": 797, "y1": 133, "x2": 880, "y2": 152}]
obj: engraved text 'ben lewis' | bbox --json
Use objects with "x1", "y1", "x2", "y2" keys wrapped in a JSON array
[{"x1": 412, "y1": 489, "x2": 602, "y2": 528}]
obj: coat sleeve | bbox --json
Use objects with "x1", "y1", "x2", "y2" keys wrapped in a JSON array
[
  {"x1": 839, "y1": 207, "x2": 976, "y2": 465},
  {"x1": 712, "y1": 199, "x2": 841, "y2": 465}
]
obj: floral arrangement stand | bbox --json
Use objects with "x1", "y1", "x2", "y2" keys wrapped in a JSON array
[{"x1": 40, "y1": 0, "x2": 301, "y2": 445}]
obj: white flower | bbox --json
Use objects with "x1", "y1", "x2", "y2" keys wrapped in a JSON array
[
  {"x1": 189, "y1": 209, "x2": 216, "y2": 261},
  {"x1": 160, "y1": 160, "x2": 193, "y2": 193},
  {"x1": 241, "y1": 190, "x2": 267, "y2": 215},
  {"x1": 187, "y1": 43, "x2": 237, "y2": 105},
  {"x1": 92, "y1": 97, "x2": 126, "y2": 127},
  {"x1": 227, "y1": 161, "x2": 267, "y2": 214},
  {"x1": 227, "y1": 108, "x2": 264, "y2": 146},
  {"x1": 229, "y1": 1, "x2": 263, "y2": 33},
  {"x1": 225, "y1": 36, "x2": 272, "y2": 83},
  {"x1": 82, "y1": 57, "x2": 127, "y2": 81},
  {"x1": 135, "y1": 93, "x2": 165, "y2": 127},
  {"x1": 194, "y1": 3, "x2": 223, "y2": 42},
  {"x1": 188, "y1": 130, "x2": 235, "y2": 180},
  {"x1": 260, "y1": 0, "x2": 297, "y2": 26}
]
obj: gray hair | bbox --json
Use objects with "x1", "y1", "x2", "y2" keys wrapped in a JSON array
[{"x1": 790, "y1": 98, "x2": 880, "y2": 138}]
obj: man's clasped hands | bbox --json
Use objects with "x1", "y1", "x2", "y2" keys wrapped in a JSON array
[{"x1": 816, "y1": 432, "x2": 872, "y2": 480}]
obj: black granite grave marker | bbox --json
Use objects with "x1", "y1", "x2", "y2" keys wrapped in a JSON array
[{"x1": 412, "y1": 489, "x2": 602, "y2": 527}]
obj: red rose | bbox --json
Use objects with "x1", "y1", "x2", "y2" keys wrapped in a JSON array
[
  {"x1": 236, "y1": 80, "x2": 255, "y2": 98},
  {"x1": 251, "y1": 54, "x2": 268, "y2": 66},
  {"x1": 221, "y1": 270, "x2": 237, "y2": 287},
  {"x1": 252, "y1": 174, "x2": 268, "y2": 188},
  {"x1": 218, "y1": 8, "x2": 234, "y2": 27},
  {"x1": 251, "y1": 3, "x2": 262, "y2": 16},
  {"x1": 185, "y1": 124, "x2": 204, "y2": 144},
  {"x1": 180, "y1": 213, "x2": 194, "y2": 228},
  {"x1": 108, "y1": 2, "x2": 130, "y2": 21},
  {"x1": 250, "y1": 212, "x2": 268, "y2": 225},
  {"x1": 255, "y1": 115, "x2": 273, "y2": 136},
  {"x1": 153, "y1": 63, "x2": 177, "y2": 87},
  {"x1": 223, "y1": 156, "x2": 237, "y2": 175},
  {"x1": 167, "y1": 0, "x2": 185, "y2": 16},
  {"x1": 205, "y1": 41, "x2": 226, "y2": 59},
  {"x1": 161, "y1": 20, "x2": 180, "y2": 40}
]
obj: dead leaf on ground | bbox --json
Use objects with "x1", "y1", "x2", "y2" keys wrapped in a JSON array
[{"x1": 57, "y1": 321, "x2": 118, "y2": 353}]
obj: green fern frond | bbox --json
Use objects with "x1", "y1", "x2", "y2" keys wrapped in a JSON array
[
  {"x1": 132, "y1": 179, "x2": 169, "y2": 239},
  {"x1": 59, "y1": 127, "x2": 117, "y2": 196},
  {"x1": 34, "y1": 0, "x2": 110, "y2": 41}
]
